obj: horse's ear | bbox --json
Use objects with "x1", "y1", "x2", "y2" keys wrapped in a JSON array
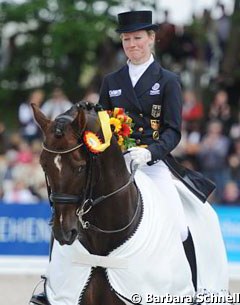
[
  {"x1": 71, "y1": 108, "x2": 87, "y2": 134},
  {"x1": 31, "y1": 103, "x2": 51, "y2": 133}
]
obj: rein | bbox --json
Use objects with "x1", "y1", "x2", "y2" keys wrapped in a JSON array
[
  {"x1": 76, "y1": 161, "x2": 140, "y2": 234},
  {"x1": 78, "y1": 189, "x2": 141, "y2": 234}
]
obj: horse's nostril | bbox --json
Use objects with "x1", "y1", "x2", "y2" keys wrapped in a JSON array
[
  {"x1": 53, "y1": 227, "x2": 78, "y2": 245},
  {"x1": 71, "y1": 229, "x2": 78, "y2": 239}
]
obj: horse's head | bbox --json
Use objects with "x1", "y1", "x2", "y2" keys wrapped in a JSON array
[{"x1": 32, "y1": 102, "x2": 104, "y2": 245}]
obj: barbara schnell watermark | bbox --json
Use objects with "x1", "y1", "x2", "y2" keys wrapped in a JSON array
[{"x1": 130, "y1": 292, "x2": 240, "y2": 304}]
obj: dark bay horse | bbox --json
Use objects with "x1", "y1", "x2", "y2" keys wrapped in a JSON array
[{"x1": 32, "y1": 102, "x2": 143, "y2": 305}]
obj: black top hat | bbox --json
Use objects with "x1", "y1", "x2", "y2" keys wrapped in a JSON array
[{"x1": 116, "y1": 10, "x2": 158, "y2": 33}]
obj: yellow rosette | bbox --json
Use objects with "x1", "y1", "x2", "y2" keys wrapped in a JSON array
[{"x1": 83, "y1": 110, "x2": 112, "y2": 154}]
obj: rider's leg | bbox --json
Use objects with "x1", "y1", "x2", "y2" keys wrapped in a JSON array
[
  {"x1": 140, "y1": 161, "x2": 189, "y2": 241},
  {"x1": 140, "y1": 161, "x2": 197, "y2": 289}
]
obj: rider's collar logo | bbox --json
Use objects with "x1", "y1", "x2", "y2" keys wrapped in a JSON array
[
  {"x1": 150, "y1": 83, "x2": 160, "y2": 96},
  {"x1": 152, "y1": 83, "x2": 160, "y2": 91}
]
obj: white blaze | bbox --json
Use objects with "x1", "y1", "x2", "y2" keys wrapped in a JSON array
[
  {"x1": 59, "y1": 213, "x2": 63, "y2": 224},
  {"x1": 54, "y1": 155, "x2": 62, "y2": 173}
]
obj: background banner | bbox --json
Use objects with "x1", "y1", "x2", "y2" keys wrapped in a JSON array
[
  {"x1": 0, "y1": 203, "x2": 51, "y2": 255},
  {"x1": 0, "y1": 203, "x2": 239, "y2": 262},
  {"x1": 213, "y1": 206, "x2": 240, "y2": 263}
]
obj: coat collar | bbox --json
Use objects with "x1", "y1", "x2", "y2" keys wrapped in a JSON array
[
  {"x1": 134, "y1": 60, "x2": 162, "y2": 97},
  {"x1": 115, "y1": 60, "x2": 162, "y2": 112},
  {"x1": 116, "y1": 65, "x2": 143, "y2": 112}
]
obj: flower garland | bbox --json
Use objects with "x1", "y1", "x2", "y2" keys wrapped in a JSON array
[{"x1": 108, "y1": 108, "x2": 136, "y2": 151}]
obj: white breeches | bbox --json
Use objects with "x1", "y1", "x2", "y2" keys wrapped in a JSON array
[{"x1": 125, "y1": 155, "x2": 189, "y2": 241}]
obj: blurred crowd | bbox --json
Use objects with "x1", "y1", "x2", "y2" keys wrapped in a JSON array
[
  {"x1": 154, "y1": 3, "x2": 232, "y2": 88},
  {"x1": 0, "y1": 86, "x2": 239, "y2": 205},
  {"x1": 0, "y1": 86, "x2": 99, "y2": 205},
  {"x1": 0, "y1": 4, "x2": 239, "y2": 205},
  {"x1": 172, "y1": 88, "x2": 240, "y2": 205}
]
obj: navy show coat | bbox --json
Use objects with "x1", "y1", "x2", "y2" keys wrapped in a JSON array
[{"x1": 99, "y1": 60, "x2": 215, "y2": 202}]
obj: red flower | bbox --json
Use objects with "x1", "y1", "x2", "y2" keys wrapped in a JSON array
[
  {"x1": 113, "y1": 107, "x2": 124, "y2": 117},
  {"x1": 119, "y1": 123, "x2": 131, "y2": 137},
  {"x1": 117, "y1": 114, "x2": 128, "y2": 123}
]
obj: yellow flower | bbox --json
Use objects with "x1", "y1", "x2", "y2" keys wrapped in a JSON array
[
  {"x1": 110, "y1": 117, "x2": 122, "y2": 133},
  {"x1": 116, "y1": 114, "x2": 126, "y2": 123},
  {"x1": 126, "y1": 116, "x2": 132, "y2": 124},
  {"x1": 117, "y1": 135, "x2": 124, "y2": 147}
]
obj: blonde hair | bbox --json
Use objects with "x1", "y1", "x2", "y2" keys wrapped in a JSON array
[{"x1": 147, "y1": 30, "x2": 156, "y2": 53}]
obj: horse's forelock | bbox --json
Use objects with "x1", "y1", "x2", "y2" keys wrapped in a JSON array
[
  {"x1": 54, "y1": 118, "x2": 70, "y2": 138},
  {"x1": 74, "y1": 102, "x2": 102, "y2": 135},
  {"x1": 53, "y1": 104, "x2": 80, "y2": 138},
  {"x1": 52, "y1": 102, "x2": 102, "y2": 139}
]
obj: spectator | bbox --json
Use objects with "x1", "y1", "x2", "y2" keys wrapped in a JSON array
[
  {"x1": 172, "y1": 121, "x2": 201, "y2": 170},
  {"x1": 16, "y1": 140, "x2": 33, "y2": 164},
  {"x1": 174, "y1": 25, "x2": 197, "y2": 62},
  {"x1": 28, "y1": 140, "x2": 48, "y2": 200},
  {"x1": 1, "y1": 135, "x2": 47, "y2": 203},
  {"x1": 0, "y1": 121, "x2": 8, "y2": 154},
  {"x1": 182, "y1": 89, "x2": 204, "y2": 122},
  {"x1": 222, "y1": 181, "x2": 240, "y2": 205},
  {"x1": 215, "y1": 3, "x2": 231, "y2": 55},
  {"x1": 18, "y1": 89, "x2": 45, "y2": 143},
  {"x1": 41, "y1": 87, "x2": 73, "y2": 120},
  {"x1": 228, "y1": 137, "x2": 240, "y2": 187},
  {"x1": 0, "y1": 153, "x2": 7, "y2": 199},
  {"x1": 2, "y1": 149, "x2": 19, "y2": 200},
  {"x1": 229, "y1": 110, "x2": 240, "y2": 140},
  {"x1": 2, "y1": 179, "x2": 38, "y2": 204},
  {"x1": 207, "y1": 89, "x2": 233, "y2": 134},
  {"x1": 201, "y1": 8, "x2": 220, "y2": 65},
  {"x1": 155, "y1": 10, "x2": 176, "y2": 64},
  {"x1": 197, "y1": 120, "x2": 230, "y2": 201}
]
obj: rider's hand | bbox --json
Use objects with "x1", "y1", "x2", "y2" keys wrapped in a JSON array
[{"x1": 128, "y1": 147, "x2": 152, "y2": 167}]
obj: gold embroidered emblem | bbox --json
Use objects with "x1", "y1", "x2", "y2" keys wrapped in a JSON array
[
  {"x1": 150, "y1": 120, "x2": 160, "y2": 131},
  {"x1": 151, "y1": 105, "x2": 161, "y2": 118}
]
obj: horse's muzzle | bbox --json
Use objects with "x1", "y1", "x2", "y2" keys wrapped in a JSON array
[{"x1": 54, "y1": 228, "x2": 78, "y2": 245}]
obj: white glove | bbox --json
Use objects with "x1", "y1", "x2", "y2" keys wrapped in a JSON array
[{"x1": 128, "y1": 147, "x2": 152, "y2": 167}]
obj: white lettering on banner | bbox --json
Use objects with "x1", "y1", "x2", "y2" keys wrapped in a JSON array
[{"x1": 0, "y1": 217, "x2": 50, "y2": 243}]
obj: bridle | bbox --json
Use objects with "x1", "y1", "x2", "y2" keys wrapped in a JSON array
[
  {"x1": 42, "y1": 142, "x2": 84, "y2": 154},
  {"x1": 42, "y1": 140, "x2": 141, "y2": 234}
]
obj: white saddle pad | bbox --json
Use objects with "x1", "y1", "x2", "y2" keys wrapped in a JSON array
[{"x1": 45, "y1": 170, "x2": 229, "y2": 305}]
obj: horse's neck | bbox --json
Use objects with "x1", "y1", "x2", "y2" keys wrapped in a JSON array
[
  {"x1": 98, "y1": 146, "x2": 130, "y2": 193},
  {"x1": 96, "y1": 144, "x2": 137, "y2": 220},
  {"x1": 80, "y1": 145, "x2": 140, "y2": 255}
]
